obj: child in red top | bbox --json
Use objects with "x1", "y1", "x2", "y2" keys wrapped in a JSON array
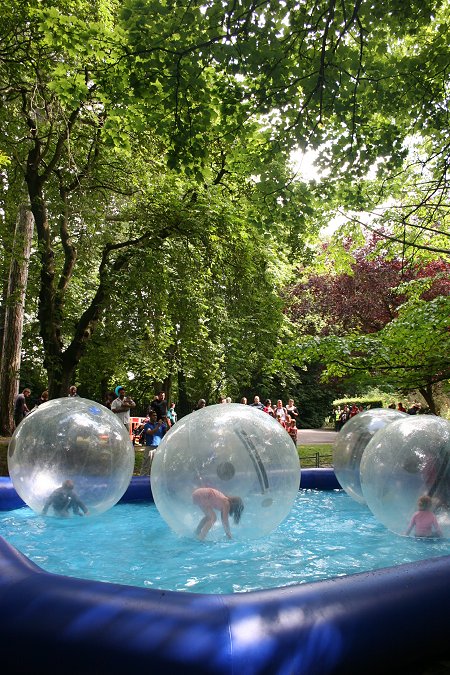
[
  {"x1": 192, "y1": 487, "x2": 244, "y2": 540},
  {"x1": 405, "y1": 495, "x2": 442, "y2": 538},
  {"x1": 287, "y1": 417, "x2": 298, "y2": 446}
]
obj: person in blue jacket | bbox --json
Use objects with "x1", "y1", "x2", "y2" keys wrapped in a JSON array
[{"x1": 140, "y1": 411, "x2": 167, "y2": 475}]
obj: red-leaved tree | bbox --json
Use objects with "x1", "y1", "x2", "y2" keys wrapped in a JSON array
[{"x1": 286, "y1": 241, "x2": 449, "y2": 336}]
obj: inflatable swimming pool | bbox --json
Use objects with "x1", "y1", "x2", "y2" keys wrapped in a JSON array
[{"x1": 0, "y1": 470, "x2": 449, "y2": 674}]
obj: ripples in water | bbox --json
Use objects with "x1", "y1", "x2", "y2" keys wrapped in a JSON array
[{"x1": 1, "y1": 490, "x2": 449, "y2": 593}]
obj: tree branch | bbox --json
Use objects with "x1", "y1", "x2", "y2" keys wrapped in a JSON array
[{"x1": 336, "y1": 209, "x2": 450, "y2": 255}]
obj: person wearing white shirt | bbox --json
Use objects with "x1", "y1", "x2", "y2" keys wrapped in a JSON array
[{"x1": 111, "y1": 385, "x2": 136, "y2": 431}]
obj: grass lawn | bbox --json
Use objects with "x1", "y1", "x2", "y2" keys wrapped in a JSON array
[{"x1": 298, "y1": 443, "x2": 333, "y2": 467}]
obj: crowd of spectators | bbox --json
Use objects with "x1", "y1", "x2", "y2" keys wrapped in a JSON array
[
  {"x1": 131, "y1": 392, "x2": 301, "y2": 459},
  {"x1": 334, "y1": 400, "x2": 424, "y2": 431},
  {"x1": 334, "y1": 404, "x2": 365, "y2": 431},
  {"x1": 213, "y1": 394, "x2": 300, "y2": 446},
  {"x1": 13, "y1": 383, "x2": 429, "y2": 448}
]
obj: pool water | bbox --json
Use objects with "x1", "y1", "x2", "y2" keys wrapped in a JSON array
[{"x1": 1, "y1": 490, "x2": 449, "y2": 594}]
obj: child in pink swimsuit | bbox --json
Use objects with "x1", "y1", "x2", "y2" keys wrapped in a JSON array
[
  {"x1": 405, "y1": 495, "x2": 442, "y2": 538},
  {"x1": 192, "y1": 487, "x2": 244, "y2": 540}
]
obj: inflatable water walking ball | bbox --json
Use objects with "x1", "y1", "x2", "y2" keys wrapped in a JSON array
[
  {"x1": 151, "y1": 403, "x2": 300, "y2": 540},
  {"x1": 8, "y1": 397, "x2": 135, "y2": 517},
  {"x1": 360, "y1": 415, "x2": 450, "y2": 537},
  {"x1": 333, "y1": 408, "x2": 407, "y2": 504}
]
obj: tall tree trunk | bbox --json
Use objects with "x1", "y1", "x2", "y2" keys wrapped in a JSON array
[
  {"x1": 25, "y1": 137, "x2": 175, "y2": 399},
  {"x1": 0, "y1": 205, "x2": 34, "y2": 435},
  {"x1": 0, "y1": 270, "x2": 8, "y2": 366},
  {"x1": 162, "y1": 374, "x2": 172, "y2": 402},
  {"x1": 177, "y1": 370, "x2": 190, "y2": 419},
  {"x1": 419, "y1": 384, "x2": 438, "y2": 416},
  {"x1": 100, "y1": 376, "x2": 110, "y2": 405},
  {"x1": 47, "y1": 365, "x2": 74, "y2": 400}
]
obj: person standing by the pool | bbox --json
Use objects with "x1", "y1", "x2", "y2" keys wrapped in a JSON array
[
  {"x1": 140, "y1": 411, "x2": 167, "y2": 475},
  {"x1": 195, "y1": 398, "x2": 207, "y2": 410},
  {"x1": 274, "y1": 399, "x2": 288, "y2": 426},
  {"x1": 150, "y1": 391, "x2": 168, "y2": 420},
  {"x1": 263, "y1": 399, "x2": 275, "y2": 416},
  {"x1": 249, "y1": 395, "x2": 264, "y2": 411},
  {"x1": 13, "y1": 387, "x2": 31, "y2": 428},
  {"x1": 286, "y1": 398, "x2": 299, "y2": 426},
  {"x1": 33, "y1": 390, "x2": 49, "y2": 408},
  {"x1": 167, "y1": 402, "x2": 177, "y2": 425},
  {"x1": 104, "y1": 391, "x2": 115, "y2": 410},
  {"x1": 192, "y1": 487, "x2": 244, "y2": 540},
  {"x1": 286, "y1": 417, "x2": 298, "y2": 446},
  {"x1": 111, "y1": 385, "x2": 136, "y2": 432}
]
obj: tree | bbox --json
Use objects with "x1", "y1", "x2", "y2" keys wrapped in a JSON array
[
  {"x1": 1, "y1": 0, "x2": 311, "y2": 402},
  {"x1": 283, "y1": 240, "x2": 450, "y2": 413},
  {"x1": 293, "y1": 294, "x2": 450, "y2": 415},
  {"x1": 120, "y1": 0, "x2": 440, "y2": 176},
  {"x1": 1, "y1": 0, "x2": 449, "y2": 410},
  {"x1": 77, "y1": 178, "x2": 292, "y2": 409},
  {"x1": 287, "y1": 238, "x2": 450, "y2": 336},
  {"x1": 0, "y1": 206, "x2": 34, "y2": 434},
  {"x1": 0, "y1": 2, "x2": 194, "y2": 396}
]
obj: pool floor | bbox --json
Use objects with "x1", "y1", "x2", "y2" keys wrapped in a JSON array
[{"x1": 1, "y1": 489, "x2": 449, "y2": 593}]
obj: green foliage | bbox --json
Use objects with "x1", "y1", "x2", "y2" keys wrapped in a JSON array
[
  {"x1": 290, "y1": 294, "x2": 449, "y2": 408},
  {"x1": 116, "y1": 0, "x2": 448, "y2": 184},
  {"x1": 285, "y1": 363, "x2": 339, "y2": 430},
  {"x1": 333, "y1": 399, "x2": 383, "y2": 410},
  {"x1": 282, "y1": 230, "x2": 449, "y2": 414},
  {"x1": 0, "y1": 151, "x2": 9, "y2": 168},
  {"x1": 1, "y1": 0, "x2": 449, "y2": 414},
  {"x1": 78, "y1": 177, "x2": 292, "y2": 404}
]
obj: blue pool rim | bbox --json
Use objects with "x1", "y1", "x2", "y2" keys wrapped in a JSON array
[{"x1": 0, "y1": 470, "x2": 449, "y2": 674}]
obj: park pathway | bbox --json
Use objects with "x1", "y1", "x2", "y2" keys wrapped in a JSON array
[{"x1": 297, "y1": 428, "x2": 338, "y2": 445}]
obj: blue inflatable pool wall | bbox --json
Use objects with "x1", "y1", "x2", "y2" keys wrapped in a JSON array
[{"x1": 0, "y1": 471, "x2": 449, "y2": 674}]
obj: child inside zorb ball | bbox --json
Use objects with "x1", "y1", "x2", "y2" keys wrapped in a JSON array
[
  {"x1": 8, "y1": 397, "x2": 134, "y2": 517},
  {"x1": 151, "y1": 404, "x2": 300, "y2": 541}
]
